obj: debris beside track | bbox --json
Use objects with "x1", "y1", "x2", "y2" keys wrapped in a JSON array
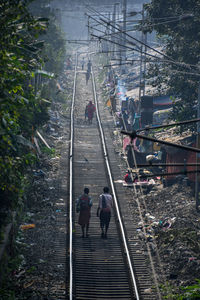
[
  {"x1": 8, "y1": 72, "x2": 72, "y2": 299},
  {"x1": 138, "y1": 183, "x2": 200, "y2": 286},
  {"x1": 99, "y1": 71, "x2": 200, "y2": 296}
]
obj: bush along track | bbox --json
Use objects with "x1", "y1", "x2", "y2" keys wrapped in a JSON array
[{"x1": 0, "y1": 0, "x2": 67, "y2": 297}]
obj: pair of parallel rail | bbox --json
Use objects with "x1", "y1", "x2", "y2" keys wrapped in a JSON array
[{"x1": 67, "y1": 55, "x2": 156, "y2": 299}]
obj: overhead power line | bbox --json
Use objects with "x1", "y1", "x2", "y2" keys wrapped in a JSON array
[
  {"x1": 137, "y1": 118, "x2": 200, "y2": 132},
  {"x1": 121, "y1": 130, "x2": 200, "y2": 154},
  {"x1": 86, "y1": 6, "x2": 198, "y2": 72}
]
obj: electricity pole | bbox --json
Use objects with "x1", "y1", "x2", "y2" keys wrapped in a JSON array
[
  {"x1": 195, "y1": 83, "x2": 200, "y2": 210},
  {"x1": 111, "y1": 4, "x2": 117, "y2": 57},
  {"x1": 139, "y1": 7, "x2": 144, "y2": 106},
  {"x1": 122, "y1": 0, "x2": 127, "y2": 73}
]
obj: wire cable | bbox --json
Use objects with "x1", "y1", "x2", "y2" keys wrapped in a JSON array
[{"x1": 86, "y1": 6, "x2": 198, "y2": 71}]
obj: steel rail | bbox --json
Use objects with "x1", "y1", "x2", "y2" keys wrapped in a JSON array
[
  {"x1": 91, "y1": 65, "x2": 140, "y2": 300},
  {"x1": 69, "y1": 53, "x2": 78, "y2": 300}
]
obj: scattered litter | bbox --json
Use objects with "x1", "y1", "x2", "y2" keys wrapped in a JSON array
[
  {"x1": 26, "y1": 212, "x2": 34, "y2": 217},
  {"x1": 144, "y1": 288, "x2": 152, "y2": 294},
  {"x1": 23, "y1": 280, "x2": 35, "y2": 289},
  {"x1": 15, "y1": 270, "x2": 25, "y2": 278},
  {"x1": 57, "y1": 264, "x2": 63, "y2": 268},
  {"x1": 56, "y1": 209, "x2": 61, "y2": 213},
  {"x1": 20, "y1": 224, "x2": 35, "y2": 230},
  {"x1": 33, "y1": 169, "x2": 46, "y2": 178},
  {"x1": 188, "y1": 257, "x2": 197, "y2": 262}
]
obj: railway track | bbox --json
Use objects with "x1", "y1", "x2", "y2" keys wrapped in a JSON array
[{"x1": 67, "y1": 54, "x2": 158, "y2": 299}]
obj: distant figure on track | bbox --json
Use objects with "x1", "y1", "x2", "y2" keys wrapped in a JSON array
[
  {"x1": 97, "y1": 187, "x2": 113, "y2": 239},
  {"x1": 76, "y1": 187, "x2": 93, "y2": 238},
  {"x1": 66, "y1": 57, "x2": 72, "y2": 69},
  {"x1": 87, "y1": 59, "x2": 92, "y2": 73},
  {"x1": 81, "y1": 57, "x2": 85, "y2": 70},
  {"x1": 85, "y1": 60, "x2": 92, "y2": 84},
  {"x1": 85, "y1": 70, "x2": 90, "y2": 85},
  {"x1": 85, "y1": 104, "x2": 88, "y2": 122},
  {"x1": 86, "y1": 101, "x2": 96, "y2": 124}
]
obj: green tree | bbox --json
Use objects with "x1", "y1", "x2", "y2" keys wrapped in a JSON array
[
  {"x1": 144, "y1": 0, "x2": 200, "y2": 124},
  {"x1": 0, "y1": 0, "x2": 66, "y2": 229}
]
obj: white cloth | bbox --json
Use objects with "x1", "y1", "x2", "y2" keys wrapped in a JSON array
[{"x1": 99, "y1": 193, "x2": 113, "y2": 211}]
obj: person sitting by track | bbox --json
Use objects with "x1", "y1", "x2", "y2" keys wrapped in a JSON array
[{"x1": 124, "y1": 170, "x2": 133, "y2": 184}]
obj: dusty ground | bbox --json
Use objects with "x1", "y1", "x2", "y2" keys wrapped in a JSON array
[{"x1": 141, "y1": 183, "x2": 200, "y2": 290}]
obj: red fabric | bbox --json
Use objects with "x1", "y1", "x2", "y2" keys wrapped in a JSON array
[
  {"x1": 123, "y1": 137, "x2": 138, "y2": 151},
  {"x1": 78, "y1": 209, "x2": 91, "y2": 226},
  {"x1": 78, "y1": 195, "x2": 91, "y2": 226},
  {"x1": 124, "y1": 173, "x2": 132, "y2": 183},
  {"x1": 87, "y1": 103, "x2": 96, "y2": 120}
]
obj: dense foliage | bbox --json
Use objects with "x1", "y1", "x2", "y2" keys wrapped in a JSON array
[
  {"x1": 144, "y1": 0, "x2": 200, "y2": 123},
  {"x1": 0, "y1": 0, "x2": 66, "y2": 228}
]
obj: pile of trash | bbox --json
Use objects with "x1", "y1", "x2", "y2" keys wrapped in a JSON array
[{"x1": 137, "y1": 183, "x2": 200, "y2": 288}]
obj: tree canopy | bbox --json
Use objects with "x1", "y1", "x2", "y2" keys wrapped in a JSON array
[{"x1": 144, "y1": 0, "x2": 200, "y2": 123}]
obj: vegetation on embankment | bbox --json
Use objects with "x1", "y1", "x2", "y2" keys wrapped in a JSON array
[{"x1": 0, "y1": 0, "x2": 66, "y2": 238}]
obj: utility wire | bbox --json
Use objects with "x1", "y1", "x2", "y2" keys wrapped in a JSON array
[
  {"x1": 103, "y1": 62, "x2": 134, "y2": 68},
  {"x1": 139, "y1": 15, "x2": 193, "y2": 29},
  {"x1": 121, "y1": 130, "x2": 200, "y2": 154},
  {"x1": 86, "y1": 6, "x2": 198, "y2": 71},
  {"x1": 89, "y1": 22, "x2": 198, "y2": 70},
  {"x1": 88, "y1": 24, "x2": 107, "y2": 36},
  {"x1": 137, "y1": 118, "x2": 200, "y2": 132},
  {"x1": 91, "y1": 33, "x2": 163, "y2": 60},
  {"x1": 135, "y1": 163, "x2": 200, "y2": 167},
  {"x1": 99, "y1": 17, "x2": 184, "y2": 64},
  {"x1": 138, "y1": 170, "x2": 200, "y2": 178},
  {"x1": 91, "y1": 33, "x2": 200, "y2": 76}
]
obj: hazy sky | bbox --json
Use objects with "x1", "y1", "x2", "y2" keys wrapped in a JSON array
[{"x1": 51, "y1": 0, "x2": 147, "y2": 40}]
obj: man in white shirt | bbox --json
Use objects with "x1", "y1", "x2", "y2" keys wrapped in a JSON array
[{"x1": 97, "y1": 187, "x2": 113, "y2": 239}]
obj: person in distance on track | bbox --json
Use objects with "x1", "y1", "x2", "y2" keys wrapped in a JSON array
[
  {"x1": 97, "y1": 187, "x2": 113, "y2": 239},
  {"x1": 87, "y1": 59, "x2": 92, "y2": 73},
  {"x1": 81, "y1": 57, "x2": 85, "y2": 70},
  {"x1": 85, "y1": 60, "x2": 92, "y2": 84},
  {"x1": 85, "y1": 70, "x2": 90, "y2": 85},
  {"x1": 86, "y1": 101, "x2": 96, "y2": 124},
  {"x1": 76, "y1": 187, "x2": 93, "y2": 238},
  {"x1": 85, "y1": 103, "x2": 89, "y2": 123}
]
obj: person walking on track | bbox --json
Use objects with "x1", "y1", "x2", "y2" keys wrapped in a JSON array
[
  {"x1": 85, "y1": 70, "x2": 90, "y2": 85},
  {"x1": 85, "y1": 103, "x2": 88, "y2": 123},
  {"x1": 86, "y1": 101, "x2": 96, "y2": 124},
  {"x1": 85, "y1": 60, "x2": 92, "y2": 84},
  {"x1": 81, "y1": 57, "x2": 85, "y2": 70},
  {"x1": 76, "y1": 187, "x2": 93, "y2": 238},
  {"x1": 87, "y1": 59, "x2": 92, "y2": 73},
  {"x1": 97, "y1": 187, "x2": 113, "y2": 239}
]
